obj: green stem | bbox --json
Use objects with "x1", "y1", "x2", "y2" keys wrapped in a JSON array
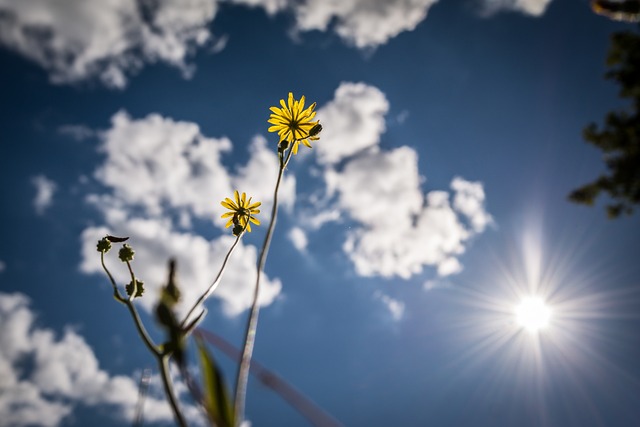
[
  {"x1": 125, "y1": 300, "x2": 161, "y2": 357},
  {"x1": 102, "y1": 249, "x2": 188, "y2": 426},
  {"x1": 181, "y1": 232, "x2": 244, "y2": 330},
  {"x1": 233, "y1": 146, "x2": 294, "y2": 425},
  {"x1": 100, "y1": 252, "x2": 125, "y2": 302},
  {"x1": 159, "y1": 354, "x2": 189, "y2": 427}
]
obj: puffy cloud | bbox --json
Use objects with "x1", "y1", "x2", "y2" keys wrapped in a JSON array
[
  {"x1": 288, "y1": 226, "x2": 308, "y2": 252},
  {"x1": 315, "y1": 82, "x2": 389, "y2": 166},
  {"x1": 342, "y1": 179, "x2": 473, "y2": 279},
  {"x1": 31, "y1": 175, "x2": 57, "y2": 215},
  {"x1": 292, "y1": 0, "x2": 439, "y2": 48},
  {"x1": 306, "y1": 83, "x2": 492, "y2": 280},
  {"x1": 374, "y1": 291, "x2": 405, "y2": 320},
  {"x1": 451, "y1": 176, "x2": 493, "y2": 233},
  {"x1": 0, "y1": 0, "x2": 218, "y2": 88},
  {"x1": 80, "y1": 111, "x2": 286, "y2": 317},
  {"x1": 0, "y1": 292, "x2": 199, "y2": 427},
  {"x1": 478, "y1": 0, "x2": 553, "y2": 16},
  {"x1": 95, "y1": 110, "x2": 233, "y2": 220}
]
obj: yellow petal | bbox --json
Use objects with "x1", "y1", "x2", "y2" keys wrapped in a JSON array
[
  {"x1": 302, "y1": 139, "x2": 313, "y2": 148},
  {"x1": 288, "y1": 92, "x2": 294, "y2": 110},
  {"x1": 225, "y1": 218, "x2": 233, "y2": 228},
  {"x1": 234, "y1": 190, "x2": 240, "y2": 205},
  {"x1": 221, "y1": 212, "x2": 234, "y2": 218},
  {"x1": 221, "y1": 200, "x2": 237, "y2": 210},
  {"x1": 249, "y1": 216, "x2": 260, "y2": 225},
  {"x1": 298, "y1": 95, "x2": 305, "y2": 113},
  {"x1": 292, "y1": 141, "x2": 299, "y2": 155},
  {"x1": 248, "y1": 201, "x2": 261, "y2": 209},
  {"x1": 241, "y1": 192, "x2": 246, "y2": 206}
]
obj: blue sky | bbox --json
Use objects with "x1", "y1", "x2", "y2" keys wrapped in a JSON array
[{"x1": 1, "y1": 0, "x2": 640, "y2": 426}]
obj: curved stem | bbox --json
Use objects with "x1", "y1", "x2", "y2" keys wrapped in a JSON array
[
  {"x1": 125, "y1": 301, "x2": 161, "y2": 357},
  {"x1": 181, "y1": 233, "x2": 244, "y2": 329},
  {"x1": 159, "y1": 354, "x2": 189, "y2": 427},
  {"x1": 233, "y1": 147, "x2": 294, "y2": 426},
  {"x1": 100, "y1": 252, "x2": 125, "y2": 303}
]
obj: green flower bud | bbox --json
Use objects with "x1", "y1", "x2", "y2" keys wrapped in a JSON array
[
  {"x1": 308, "y1": 123, "x2": 322, "y2": 138},
  {"x1": 232, "y1": 224, "x2": 244, "y2": 236},
  {"x1": 97, "y1": 237, "x2": 112, "y2": 253},
  {"x1": 126, "y1": 279, "x2": 145, "y2": 298},
  {"x1": 278, "y1": 140, "x2": 290, "y2": 152},
  {"x1": 118, "y1": 244, "x2": 135, "y2": 262}
]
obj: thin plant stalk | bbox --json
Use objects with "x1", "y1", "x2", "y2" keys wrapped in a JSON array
[
  {"x1": 233, "y1": 146, "x2": 294, "y2": 425},
  {"x1": 159, "y1": 354, "x2": 189, "y2": 427},
  {"x1": 100, "y1": 253, "x2": 189, "y2": 427},
  {"x1": 181, "y1": 232, "x2": 244, "y2": 329}
]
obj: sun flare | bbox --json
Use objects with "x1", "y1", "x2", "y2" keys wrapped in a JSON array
[{"x1": 515, "y1": 297, "x2": 551, "y2": 333}]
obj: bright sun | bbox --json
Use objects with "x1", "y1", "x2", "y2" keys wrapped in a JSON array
[{"x1": 515, "y1": 297, "x2": 551, "y2": 333}]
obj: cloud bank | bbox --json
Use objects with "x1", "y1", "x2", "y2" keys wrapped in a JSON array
[
  {"x1": 0, "y1": 0, "x2": 553, "y2": 87},
  {"x1": 0, "y1": 292, "x2": 199, "y2": 427},
  {"x1": 0, "y1": 0, "x2": 218, "y2": 88},
  {"x1": 298, "y1": 82, "x2": 493, "y2": 280}
]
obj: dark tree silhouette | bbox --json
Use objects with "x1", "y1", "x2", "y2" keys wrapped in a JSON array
[
  {"x1": 569, "y1": 24, "x2": 640, "y2": 218},
  {"x1": 592, "y1": 0, "x2": 640, "y2": 22}
]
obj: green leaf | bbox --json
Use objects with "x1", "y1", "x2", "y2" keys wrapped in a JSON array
[{"x1": 196, "y1": 337, "x2": 234, "y2": 427}]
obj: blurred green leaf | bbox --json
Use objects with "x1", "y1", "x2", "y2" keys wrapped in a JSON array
[{"x1": 196, "y1": 337, "x2": 234, "y2": 427}]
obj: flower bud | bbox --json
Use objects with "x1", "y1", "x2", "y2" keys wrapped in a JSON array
[
  {"x1": 232, "y1": 224, "x2": 244, "y2": 236},
  {"x1": 97, "y1": 237, "x2": 112, "y2": 253},
  {"x1": 308, "y1": 123, "x2": 322, "y2": 138},
  {"x1": 118, "y1": 244, "x2": 135, "y2": 262}
]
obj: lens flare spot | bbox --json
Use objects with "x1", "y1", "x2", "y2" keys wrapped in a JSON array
[{"x1": 515, "y1": 297, "x2": 551, "y2": 333}]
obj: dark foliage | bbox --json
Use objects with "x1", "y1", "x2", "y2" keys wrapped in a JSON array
[{"x1": 569, "y1": 25, "x2": 640, "y2": 218}]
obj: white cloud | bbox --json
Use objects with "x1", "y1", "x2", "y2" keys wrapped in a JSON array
[
  {"x1": 315, "y1": 82, "x2": 389, "y2": 165},
  {"x1": 95, "y1": 110, "x2": 233, "y2": 220},
  {"x1": 292, "y1": 0, "x2": 439, "y2": 48},
  {"x1": 306, "y1": 83, "x2": 493, "y2": 280},
  {"x1": 31, "y1": 175, "x2": 57, "y2": 215},
  {"x1": 0, "y1": 0, "x2": 218, "y2": 88},
  {"x1": 0, "y1": 292, "x2": 198, "y2": 427},
  {"x1": 374, "y1": 291, "x2": 405, "y2": 320},
  {"x1": 288, "y1": 227, "x2": 308, "y2": 252},
  {"x1": 80, "y1": 111, "x2": 286, "y2": 317},
  {"x1": 57, "y1": 124, "x2": 95, "y2": 141},
  {"x1": 437, "y1": 257, "x2": 463, "y2": 276},
  {"x1": 228, "y1": 0, "x2": 289, "y2": 15},
  {"x1": 451, "y1": 176, "x2": 494, "y2": 233},
  {"x1": 478, "y1": 0, "x2": 553, "y2": 16}
]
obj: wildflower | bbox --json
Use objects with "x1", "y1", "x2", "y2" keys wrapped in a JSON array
[
  {"x1": 268, "y1": 92, "x2": 320, "y2": 155},
  {"x1": 220, "y1": 191, "x2": 261, "y2": 234}
]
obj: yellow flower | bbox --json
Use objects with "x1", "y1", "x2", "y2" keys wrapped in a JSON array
[
  {"x1": 220, "y1": 191, "x2": 261, "y2": 233},
  {"x1": 268, "y1": 92, "x2": 320, "y2": 155}
]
